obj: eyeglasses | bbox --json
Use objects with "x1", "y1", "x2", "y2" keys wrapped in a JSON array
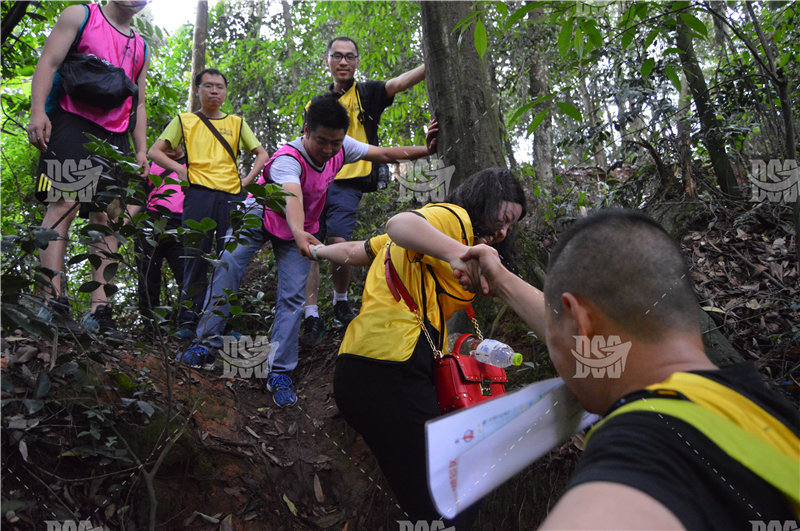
[{"x1": 329, "y1": 53, "x2": 358, "y2": 63}]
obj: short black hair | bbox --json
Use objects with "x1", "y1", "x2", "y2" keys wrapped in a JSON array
[
  {"x1": 195, "y1": 68, "x2": 228, "y2": 87},
  {"x1": 327, "y1": 36, "x2": 359, "y2": 56},
  {"x1": 544, "y1": 209, "x2": 699, "y2": 340},
  {"x1": 306, "y1": 94, "x2": 350, "y2": 132},
  {"x1": 446, "y1": 167, "x2": 527, "y2": 264}
]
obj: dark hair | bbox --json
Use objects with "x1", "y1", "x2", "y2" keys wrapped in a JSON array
[
  {"x1": 544, "y1": 209, "x2": 699, "y2": 340},
  {"x1": 194, "y1": 68, "x2": 228, "y2": 87},
  {"x1": 327, "y1": 36, "x2": 359, "y2": 56},
  {"x1": 306, "y1": 94, "x2": 350, "y2": 132},
  {"x1": 446, "y1": 167, "x2": 527, "y2": 264}
]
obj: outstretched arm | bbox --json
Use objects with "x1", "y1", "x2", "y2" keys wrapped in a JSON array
[
  {"x1": 312, "y1": 240, "x2": 370, "y2": 266},
  {"x1": 456, "y1": 244, "x2": 548, "y2": 340},
  {"x1": 362, "y1": 119, "x2": 438, "y2": 163},
  {"x1": 385, "y1": 64, "x2": 426, "y2": 98},
  {"x1": 284, "y1": 182, "x2": 320, "y2": 259}
]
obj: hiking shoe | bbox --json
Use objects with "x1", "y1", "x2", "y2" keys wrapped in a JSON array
[
  {"x1": 333, "y1": 300, "x2": 357, "y2": 327},
  {"x1": 176, "y1": 344, "x2": 217, "y2": 370},
  {"x1": 82, "y1": 305, "x2": 125, "y2": 341},
  {"x1": 266, "y1": 373, "x2": 297, "y2": 407},
  {"x1": 37, "y1": 296, "x2": 82, "y2": 334},
  {"x1": 300, "y1": 316, "x2": 326, "y2": 347}
]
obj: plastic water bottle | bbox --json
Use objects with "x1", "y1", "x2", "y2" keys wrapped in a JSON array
[{"x1": 447, "y1": 334, "x2": 523, "y2": 368}]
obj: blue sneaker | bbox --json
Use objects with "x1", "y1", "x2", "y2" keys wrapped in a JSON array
[
  {"x1": 266, "y1": 373, "x2": 297, "y2": 407},
  {"x1": 176, "y1": 344, "x2": 216, "y2": 370}
]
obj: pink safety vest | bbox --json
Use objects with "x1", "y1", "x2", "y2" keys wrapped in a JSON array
[
  {"x1": 60, "y1": 4, "x2": 148, "y2": 133},
  {"x1": 261, "y1": 143, "x2": 346, "y2": 241},
  {"x1": 146, "y1": 162, "x2": 185, "y2": 215}
]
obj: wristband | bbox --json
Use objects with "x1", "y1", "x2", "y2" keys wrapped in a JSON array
[{"x1": 310, "y1": 244, "x2": 325, "y2": 261}]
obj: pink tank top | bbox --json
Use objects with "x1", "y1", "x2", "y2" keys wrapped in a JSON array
[
  {"x1": 261, "y1": 143, "x2": 346, "y2": 240},
  {"x1": 60, "y1": 4, "x2": 147, "y2": 133},
  {"x1": 146, "y1": 162, "x2": 185, "y2": 215}
]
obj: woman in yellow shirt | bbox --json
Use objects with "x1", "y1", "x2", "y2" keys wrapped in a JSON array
[{"x1": 317, "y1": 167, "x2": 526, "y2": 525}]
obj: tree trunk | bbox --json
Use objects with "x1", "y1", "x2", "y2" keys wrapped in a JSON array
[
  {"x1": 281, "y1": 0, "x2": 299, "y2": 86},
  {"x1": 678, "y1": 71, "x2": 696, "y2": 198},
  {"x1": 578, "y1": 67, "x2": 607, "y2": 170},
  {"x1": 419, "y1": 1, "x2": 505, "y2": 188},
  {"x1": 675, "y1": 17, "x2": 740, "y2": 197},
  {"x1": 528, "y1": 9, "x2": 554, "y2": 188},
  {"x1": 187, "y1": 0, "x2": 208, "y2": 113},
  {"x1": 1, "y1": 1, "x2": 29, "y2": 45}
]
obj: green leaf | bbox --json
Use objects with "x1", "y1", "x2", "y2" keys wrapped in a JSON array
[
  {"x1": 505, "y1": 3, "x2": 537, "y2": 30},
  {"x1": 136, "y1": 400, "x2": 155, "y2": 418},
  {"x1": 679, "y1": 12, "x2": 707, "y2": 37},
  {"x1": 527, "y1": 108, "x2": 551, "y2": 135},
  {"x1": 581, "y1": 19, "x2": 603, "y2": 47},
  {"x1": 78, "y1": 281, "x2": 101, "y2": 293},
  {"x1": 474, "y1": 18, "x2": 487, "y2": 58},
  {"x1": 23, "y1": 399, "x2": 44, "y2": 415},
  {"x1": 102, "y1": 262, "x2": 119, "y2": 283},
  {"x1": 556, "y1": 102, "x2": 583, "y2": 122},
  {"x1": 621, "y1": 28, "x2": 635, "y2": 49},
  {"x1": 641, "y1": 58, "x2": 656, "y2": 78},
  {"x1": 557, "y1": 20, "x2": 574, "y2": 57},
  {"x1": 34, "y1": 373, "x2": 51, "y2": 398},
  {"x1": 643, "y1": 28, "x2": 660, "y2": 49},
  {"x1": 496, "y1": 1, "x2": 508, "y2": 19},
  {"x1": 665, "y1": 64, "x2": 682, "y2": 91}
]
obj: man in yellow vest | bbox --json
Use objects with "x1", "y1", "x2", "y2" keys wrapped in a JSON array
[
  {"x1": 301, "y1": 36, "x2": 426, "y2": 347},
  {"x1": 458, "y1": 209, "x2": 799, "y2": 528},
  {"x1": 149, "y1": 68, "x2": 269, "y2": 338}
]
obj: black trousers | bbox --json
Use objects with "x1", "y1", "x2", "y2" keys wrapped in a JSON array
[
  {"x1": 179, "y1": 186, "x2": 238, "y2": 325},
  {"x1": 135, "y1": 213, "x2": 184, "y2": 319},
  {"x1": 334, "y1": 333, "x2": 476, "y2": 529}
]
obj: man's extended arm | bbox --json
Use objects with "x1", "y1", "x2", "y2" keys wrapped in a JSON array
[
  {"x1": 456, "y1": 245, "x2": 548, "y2": 340},
  {"x1": 283, "y1": 182, "x2": 321, "y2": 259},
  {"x1": 385, "y1": 65, "x2": 426, "y2": 98},
  {"x1": 27, "y1": 5, "x2": 86, "y2": 151},
  {"x1": 362, "y1": 118, "x2": 438, "y2": 163},
  {"x1": 241, "y1": 146, "x2": 269, "y2": 187}
]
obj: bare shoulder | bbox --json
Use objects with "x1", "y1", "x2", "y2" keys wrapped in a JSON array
[
  {"x1": 539, "y1": 481, "x2": 685, "y2": 530},
  {"x1": 56, "y1": 4, "x2": 89, "y2": 29}
]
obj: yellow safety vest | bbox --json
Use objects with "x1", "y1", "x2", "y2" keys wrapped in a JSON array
[{"x1": 179, "y1": 113, "x2": 243, "y2": 194}]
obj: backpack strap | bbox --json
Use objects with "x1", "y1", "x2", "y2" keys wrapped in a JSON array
[{"x1": 194, "y1": 112, "x2": 237, "y2": 166}]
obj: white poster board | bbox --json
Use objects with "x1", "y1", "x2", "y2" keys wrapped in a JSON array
[{"x1": 425, "y1": 378, "x2": 599, "y2": 518}]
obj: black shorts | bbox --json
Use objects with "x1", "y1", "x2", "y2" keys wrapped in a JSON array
[{"x1": 34, "y1": 108, "x2": 131, "y2": 217}]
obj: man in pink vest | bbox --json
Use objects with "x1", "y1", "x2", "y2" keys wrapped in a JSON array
[
  {"x1": 178, "y1": 94, "x2": 437, "y2": 408},
  {"x1": 27, "y1": 0, "x2": 150, "y2": 340}
]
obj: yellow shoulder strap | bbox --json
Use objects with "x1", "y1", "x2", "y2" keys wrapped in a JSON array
[
  {"x1": 647, "y1": 372, "x2": 799, "y2": 459},
  {"x1": 588, "y1": 397, "x2": 800, "y2": 516}
]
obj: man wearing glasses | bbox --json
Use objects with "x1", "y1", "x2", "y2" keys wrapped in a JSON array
[{"x1": 301, "y1": 36, "x2": 426, "y2": 347}]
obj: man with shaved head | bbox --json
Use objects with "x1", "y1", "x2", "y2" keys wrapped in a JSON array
[{"x1": 458, "y1": 209, "x2": 799, "y2": 529}]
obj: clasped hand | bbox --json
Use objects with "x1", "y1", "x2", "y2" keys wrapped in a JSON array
[{"x1": 451, "y1": 244, "x2": 504, "y2": 296}]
